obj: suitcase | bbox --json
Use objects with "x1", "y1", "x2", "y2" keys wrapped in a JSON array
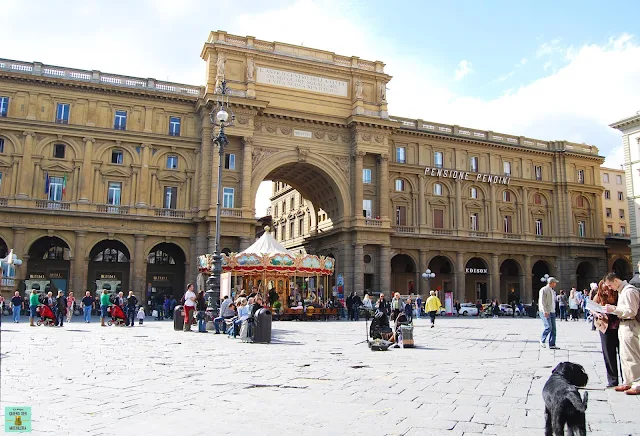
[{"x1": 400, "y1": 324, "x2": 414, "y2": 348}]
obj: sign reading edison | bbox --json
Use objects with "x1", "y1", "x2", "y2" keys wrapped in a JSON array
[{"x1": 256, "y1": 67, "x2": 348, "y2": 97}]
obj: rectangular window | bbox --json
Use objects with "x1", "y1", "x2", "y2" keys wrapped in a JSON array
[
  {"x1": 111, "y1": 150, "x2": 123, "y2": 164},
  {"x1": 395, "y1": 179, "x2": 405, "y2": 191},
  {"x1": 163, "y1": 187, "x2": 177, "y2": 209},
  {"x1": 281, "y1": 201, "x2": 285, "y2": 213},
  {"x1": 578, "y1": 220, "x2": 586, "y2": 237},
  {"x1": 0, "y1": 96, "x2": 8, "y2": 117},
  {"x1": 48, "y1": 176, "x2": 64, "y2": 201},
  {"x1": 621, "y1": 226, "x2": 627, "y2": 234},
  {"x1": 503, "y1": 191, "x2": 511, "y2": 202},
  {"x1": 274, "y1": 205, "x2": 278, "y2": 217},
  {"x1": 56, "y1": 103, "x2": 70, "y2": 124},
  {"x1": 503, "y1": 215, "x2": 512, "y2": 233},
  {"x1": 469, "y1": 156, "x2": 478, "y2": 172},
  {"x1": 577, "y1": 170, "x2": 584, "y2": 184},
  {"x1": 503, "y1": 161, "x2": 511, "y2": 176},
  {"x1": 281, "y1": 224, "x2": 285, "y2": 240},
  {"x1": 298, "y1": 218, "x2": 304, "y2": 236},
  {"x1": 223, "y1": 187, "x2": 234, "y2": 208},
  {"x1": 535, "y1": 219, "x2": 543, "y2": 236},
  {"x1": 363, "y1": 199, "x2": 372, "y2": 218},
  {"x1": 434, "y1": 183, "x2": 442, "y2": 196},
  {"x1": 273, "y1": 227, "x2": 278, "y2": 240},
  {"x1": 290, "y1": 197, "x2": 295, "y2": 210},
  {"x1": 289, "y1": 221, "x2": 294, "y2": 238},
  {"x1": 53, "y1": 143, "x2": 65, "y2": 159},
  {"x1": 605, "y1": 190, "x2": 611, "y2": 199},
  {"x1": 107, "y1": 182, "x2": 121, "y2": 205},
  {"x1": 169, "y1": 116, "x2": 181, "y2": 136},
  {"x1": 535, "y1": 165, "x2": 542, "y2": 181},
  {"x1": 434, "y1": 151, "x2": 443, "y2": 168},
  {"x1": 618, "y1": 191, "x2": 624, "y2": 201},
  {"x1": 607, "y1": 225, "x2": 613, "y2": 234},
  {"x1": 470, "y1": 187, "x2": 477, "y2": 199},
  {"x1": 616, "y1": 175, "x2": 623, "y2": 184},
  {"x1": 603, "y1": 173, "x2": 609, "y2": 183},
  {"x1": 619, "y1": 209, "x2": 625, "y2": 219},
  {"x1": 0, "y1": 138, "x2": 4, "y2": 153},
  {"x1": 396, "y1": 147, "x2": 406, "y2": 164},
  {"x1": 396, "y1": 206, "x2": 407, "y2": 226},
  {"x1": 433, "y1": 209, "x2": 444, "y2": 229},
  {"x1": 166, "y1": 155, "x2": 178, "y2": 169},
  {"x1": 606, "y1": 208, "x2": 612, "y2": 218},
  {"x1": 114, "y1": 110, "x2": 127, "y2": 130},
  {"x1": 362, "y1": 168, "x2": 372, "y2": 184},
  {"x1": 224, "y1": 153, "x2": 235, "y2": 170},
  {"x1": 470, "y1": 213, "x2": 478, "y2": 231}
]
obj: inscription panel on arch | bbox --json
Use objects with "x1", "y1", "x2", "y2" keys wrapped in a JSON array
[{"x1": 256, "y1": 67, "x2": 348, "y2": 97}]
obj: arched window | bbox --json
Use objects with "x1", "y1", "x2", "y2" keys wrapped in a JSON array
[
  {"x1": 534, "y1": 193, "x2": 542, "y2": 205},
  {"x1": 395, "y1": 179, "x2": 405, "y2": 192},
  {"x1": 94, "y1": 248, "x2": 129, "y2": 262},
  {"x1": 470, "y1": 187, "x2": 477, "y2": 199},
  {"x1": 577, "y1": 196, "x2": 585, "y2": 208},
  {"x1": 503, "y1": 190, "x2": 512, "y2": 202},
  {"x1": 434, "y1": 183, "x2": 442, "y2": 196},
  {"x1": 44, "y1": 246, "x2": 65, "y2": 260},
  {"x1": 146, "y1": 249, "x2": 175, "y2": 265}
]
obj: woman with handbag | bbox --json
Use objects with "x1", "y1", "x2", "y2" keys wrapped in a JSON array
[{"x1": 593, "y1": 280, "x2": 621, "y2": 388}]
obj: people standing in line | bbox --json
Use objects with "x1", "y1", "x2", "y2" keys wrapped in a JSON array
[
  {"x1": 568, "y1": 288, "x2": 579, "y2": 321},
  {"x1": 415, "y1": 294, "x2": 423, "y2": 319},
  {"x1": 182, "y1": 283, "x2": 196, "y2": 332},
  {"x1": 593, "y1": 280, "x2": 621, "y2": 388},
  {"x1": 125, "y1": 291, "x2": 138, "y2": 327},
  {"x1": 137, "y1": 306, "x2": 145, "y2": 325},
  {"x1": 539, "y1": 277, "x2": 559, "y2": 349},
  {"x1": 10, "y1": 291, "x2": 23, "y2": 323},
  {"x1": 346, "y1": 292, "x2": 354, "y2": 321},
  {"x1": 558, "y1": 290, "x2": 568, "y2": 321},
  {"x1": 82, "y1": 291, "x2": 93, "y2": 323},
  {"x1": 425, "y1": 291, "x2": 441, "y2": 328},
  {"x1": 391, "y1": 292, "x2": 402, "y2": 321},
  {"x1": 55, "y1": 291, "x2": 66, "y2": 327},
  {"x1": 66, "y1": 291, "x2": 75, "y2": 323},
  {"x1": 404, "y1": 297, "x2": 413, "y2": 322},
  {"x1": 100, "y1": 289, "x2": 110, "y2": 327},
  {"x1": 603, "y1": 273, "x2": 640, "y2": 395},
  {"x1": 28, "y1": 289, "x2": 39, "y2": 326}
]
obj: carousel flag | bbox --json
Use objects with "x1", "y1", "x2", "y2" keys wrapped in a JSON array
[{"x1": 44, "y1": 172, "x2": 50, "y2": 196}]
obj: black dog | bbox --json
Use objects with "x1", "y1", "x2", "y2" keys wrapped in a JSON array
[{"x1": 542, "y1": 362, "x2": 589, "y2": 436}]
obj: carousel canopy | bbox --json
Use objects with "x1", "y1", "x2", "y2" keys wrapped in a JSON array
[{"x1": 239, "y1": 229, "x2": 291, "y2": 256}]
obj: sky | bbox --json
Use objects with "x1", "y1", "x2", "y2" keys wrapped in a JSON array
[{"x1": 3, "y1": 0, "x2": 639, "y2": 216}]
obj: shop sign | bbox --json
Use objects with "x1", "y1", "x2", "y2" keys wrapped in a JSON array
[
  {"x1": 49, "y1": 272, "x2": 64, "y2": 279},
  {"x1": 424, "y1": 167, "x2": 511, "y2": 185},
  {"x1": 28, "y1": 274, "x2": 46, "y2": 279},
  {"x1": 153, "y1": 275, "x2": 169, "y2": 282},
  {"x1": 465, "y1": 268, "x2": 488, "y2": 274},
  {"x1": 100, "y1": 274, "x2": 118, "y2": 280}
]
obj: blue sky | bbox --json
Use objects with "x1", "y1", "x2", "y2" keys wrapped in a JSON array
[{"x1": 3, "y1": 0, "x2": 640, "y2": 215}]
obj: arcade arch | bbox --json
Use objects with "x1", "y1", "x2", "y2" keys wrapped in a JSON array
[
  {"x1": 0, "y1": 237, "x2": 7, "y2": 259},
  {"x1": 465, "y1": 256, "x2": 489, "y2": 303},
  {"x1": 146, "y1": 242, "x2": 187, "y2": 303},
  {"x1": 428, "y1": 255, "x2": 453, "y2": 294},
  {"x1": 500, "y1": 259, "x2": 521, "y2": 304},
  {"x1": 25, "y1": 236, "x2": 71, "y2": 294},
  {"x1": 532, "y1": 260, "x2": 553, "y2": 298},
  {"x1": 88, "y1": 240, "x2": 131, "y2": 295},
  {"x1": 612, "y1": 258, "x2": 632, "y2": 281},
  {"x1": 576, "y1": 261, "x2": 597, "y2": 291},
  {"x1": 391, "y1": 254, "x2": 416, "y2": 295}
]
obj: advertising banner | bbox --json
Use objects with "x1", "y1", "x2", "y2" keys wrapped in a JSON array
[{"x1": 445, "y1": 292, "x2": 453, "y2": 315}]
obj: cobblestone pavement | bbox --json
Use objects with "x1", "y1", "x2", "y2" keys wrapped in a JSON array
[{"x1": 1, "y1": 315, "x2": 638, "y2": 436}]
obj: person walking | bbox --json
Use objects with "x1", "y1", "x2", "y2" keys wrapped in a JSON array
[
  {"x1": 603, "y1": 273, "x2": 640, "y2": 395},
  {"x1": 182, "y1": 283, "x2": 196, "y2": 332},
  {"x1": 66, "y1": 291, "x2": 75, "y2": 323},
  {"x1": 10, "y1": 291, "x2": 23, "y2": 323},
  {"x1": 100, "y1": 289, "x2": 110, "y2": 327},
  {"x1": 82, "y1": 291, "x2": 93, "y2": 323},
  {"x1": 415, "y1": 294, "x2": 422, "y2": 319},
  {"x1": 29, "y1": 289, "x2": 39, "y2": 326},
  {"x1": 492, "y1": 300, "x2": 500, "y2": 318},
  {"x1": 539, "y1": 277, "x2": 559, "y2": 349},
  {"x1": 425, "y1": 291, "x2": 441, "y2": 328},
  {"x1": 593, "y1": 280, "x2": 621, "y2": 388},
  {"x1": 55, "y1": 291, "x2": 66, "y2": 327},
  {"x1": 125, "y1": 291, "x2": 138, "y2": 327}
]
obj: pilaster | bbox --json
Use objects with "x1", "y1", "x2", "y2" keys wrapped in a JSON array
[
  {"x1": 491, "y1": 253, "x2": 500, "y2": 300},
  {"x1": 380, "y1": 245, "x2": 391, "y2": 294},
  {"x1": 241, "y1": 137, "x2": 253, "y2": 217},
  {"x1": 418, "y1": 175, "x2": 426, "y2": 227},
  {"x1": 136, "y1": 144, "x2": 151, "y2": 207},
  {"x1": 377, "y1": 154, "x2": 389, "y2": 220},
  {"x1": 354, "y1": 244, "x2": 364, "y2": 295},
  {"x1": 79, "y1": 137, "x2": 94, "y2": 203},
  {"x1": 524, "y1": 255, "x2": 532, "y2": 303},
  {"x1": 17, "y1": 132, "x2": 35, "y2": 199},
  {"x1": 73, "y1": 231, "x2": 87, "y2": 294},
  {"x1": 132, "y1": 235, "x2": 146, "y2": 297},
  {"x1": 455, "y1": 251, "x2": 465, "y2": 302},
  {"x1": 353, "y1": 150, "x2": 365, "y2": 220}
]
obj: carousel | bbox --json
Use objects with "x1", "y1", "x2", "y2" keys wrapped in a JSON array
[{"x1": 197, "y1": 227, "x2": 336, "y2": 319}]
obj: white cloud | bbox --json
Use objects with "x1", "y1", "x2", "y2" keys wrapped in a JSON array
[{"x1": 454, "y1": 60, "x2": 473, "y2": 81}]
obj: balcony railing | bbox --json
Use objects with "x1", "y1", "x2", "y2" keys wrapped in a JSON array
[
  {"x1": 535, "y1": 236, "x2": 552, "y2": 241},
  {"x1": 432, "y1": 229, "x2": 453, "y2": 236},
  {"x1": 365, "y1": 219, "x2": 382, "y2": 226},
  {"x1": 113, "y1": 124, "x2": 126, "y2": 131},
  {"x1": 470, "y1": 231, "x2": 488, "y2": 238},
  {"x1": 221, "y1": 208, "x2": 242, "y2": 218},
  {"x1": 55, "y1": 118, "x2": 68, "y2": 124},
  {"x1": 35, "y1": 200, "x2": 70, "y2": 210},
  {"x1": 154, "y1": 209, "x2": 186, "y2": 218},
  {"x1": 606, "y1": 232, "x2": 631, "y2": 239},
  {"x1": 96, "y1": 204, "x2": 130, "y2": 214},
  {"x1": 503, "y1": 233, "x2": 522, "y2": 240},
  {"x1": 395, "y1": 226, "x2": 416, "y2": 234},
  {"x1": 1, "y1": 278, "x2": 16, "y2": 288}
]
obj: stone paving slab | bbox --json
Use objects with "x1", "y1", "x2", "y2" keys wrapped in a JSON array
[{"x1": 1, "y1": 316, "x2": 639, "y2": 435}]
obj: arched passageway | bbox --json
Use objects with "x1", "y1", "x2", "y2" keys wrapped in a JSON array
[
  {"x1": 26, "y1": 236, "x2": 71, "y2": 295},
  {"x1": 88, "y1": 240, "x2": 131, "y2": 295},
  {"x1": 500, "y1": 259, "x2": 521, "y2": 304},
  {"x1": 146, "y1": 242, "x2": 187, "y2": 304}
]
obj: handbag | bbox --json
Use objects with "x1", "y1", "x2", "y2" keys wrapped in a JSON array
[{"x1": 152, "y1": 310, "x2": 158, "y2": 318}]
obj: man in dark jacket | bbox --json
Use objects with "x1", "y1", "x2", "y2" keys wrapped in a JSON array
[
  {"x1": 55, "y1": 291, "x2": 66, "y2": 326},
  {"x1": 376, "y1": 293, "x2": 390, "y2": 317},
  {"x1": 352, "y1": 293, "x2": 362, "y2": 321},
  {"x1": 346, "y1": 292, "x2": 354, "y2": 321},
  {"x1": 125, "y1": 291, "x2": 138, "y2": 327}
]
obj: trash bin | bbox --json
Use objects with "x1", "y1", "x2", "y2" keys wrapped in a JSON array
[
  {"x1": 253, "y1": 308, "x2": 272, "y2": 343},
  {"x1": 173, "y1": 305, "x2": 184, "y2": 331},
  {"x1": 205, "y1": 307, "x2": 216, "y2": 331}
]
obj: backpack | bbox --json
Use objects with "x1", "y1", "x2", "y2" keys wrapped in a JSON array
[{"x1": 621, "y1": 284, "x2": 640, "y2": 323}]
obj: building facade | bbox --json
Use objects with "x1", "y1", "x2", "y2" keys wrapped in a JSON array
[
  {"x1": 0, "y1": 31, "x2": 610, "y2": 304},
  {"x1": 611, "y1": 113, "x2": 640, "y2": 274},
  {"x1": 600, "y1": 167, "x2": 632, "y2": 278}
]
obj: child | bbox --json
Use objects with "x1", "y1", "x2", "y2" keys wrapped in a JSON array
[{"x1": 137, "y1": 307, "x2": 145, "y2": 325}]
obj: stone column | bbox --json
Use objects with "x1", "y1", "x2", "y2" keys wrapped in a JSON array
[
  {"x1": 521, "y1": 187, "x2": 529, "y2": 235},
  {"x1": 353, "y1": 151, "x2": 365, "y2": 219},
  {"x1": 419, "y1": 250, "x2": 428, "y2": 296},
  {"x1": 380, "y1": 245, "x2": 391, "y2": 292},
  {"x1": 73, "y1": 231, "x2": 87, "y2": 294},
  {"x1": 32, "y1": 164, "x2": 41, "y2": 198},
  {"x1": 490, "y1": 184, "x2": 498, "y2": 231},
  {"x1": 207, "y1": 235, "x2": 215, "y2": 254},
  {"x1": 455, "y1": 179, "x2": 463, "y2": 232},
  {"x1": 136, "y1": 144, "x2": 151, "y2": 207},
  {"x1": 378, "y1": 154, "x2": 389, "y2": 219},
  {"x1": 18, "y1": 132, "x2": 35, "y2": 198},
  {"x1": 132, "y1": 235, "x2": 146, "y2": 296},
  {"x1": 79, "y1": 137, "x2": 94, "y2": 203},
  {"x1": 189, "y1": 236, "x2": 197, "y2": 281},
  {"x1": 12, "y1": 228, "x2": 26, "y2": 281},
  {"x1": 491, "y1": 253, "x2": 500, "y2": 300},
  {"x1": 239, "y1": 236, "x2": 253, "y2": 251},
  {"x1": 418, "y1": 175, "x2": 426, "y2": 227},
  {"x1": 143, "y1": 106, "x2": 154, "y2": 133},
  {"x1": 354, "y1": 244, "x2": 364, "y2": 295},
  {"x1": 241, "y1": 137, "x2": 253, "y2": 215},
  {"x1": 524, "y1": 255, "x2": 532, "y2": 303},
  {"x1": 456, "y1": 251, "x2": 465, "y2": 302}
]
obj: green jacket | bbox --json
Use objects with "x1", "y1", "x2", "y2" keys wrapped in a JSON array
[{"x1": 100, "y1": 293, "x2": 111, "y2": 306}]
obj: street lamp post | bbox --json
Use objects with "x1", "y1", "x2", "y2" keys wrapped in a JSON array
[
  {"x1": 205, "y1": 81, "x2": 235, "y2": 309},
  {"x1": 540, "y1": 274, "x2": 550, "y2": 285},
  {"x1": 421, "y1": 269, "x2": 436, "y2": 294}
]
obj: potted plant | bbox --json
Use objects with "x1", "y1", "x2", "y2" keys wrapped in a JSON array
[{"x1": 272, "y1": 300, "x2": 282, "y2": 314}]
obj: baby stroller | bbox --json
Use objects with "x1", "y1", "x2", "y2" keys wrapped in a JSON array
[
  {"x1": 393, "y1": 313, "x2": 414, "y2": 348},
  {"x1": 107, "y1": 295, "x2": 127, "y2": 326},
  {"x1": 36, "y1": 295, "x2": 56, "y2": 327},
  {"x1": 369, "y1": 309, "x2": 393, "y2": 340}
]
